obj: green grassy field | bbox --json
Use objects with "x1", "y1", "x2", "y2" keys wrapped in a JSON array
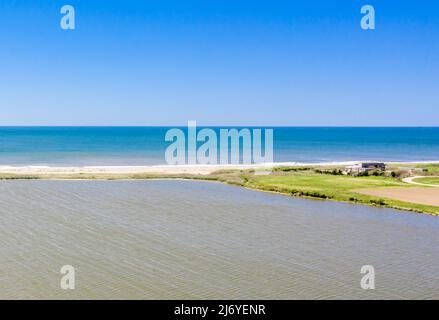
[
  {"x1": 386, "y1": 163, "x2": 439, "y2": 175},
  {"x1": 410, "y1": 163, "x2": 439, "y2": 174},
  {"x1": 235, "y1": 169, "x2": 439, "y2": 215},
  {"x1": 413, "y1": 177, "x2": 439, "y2": 185}
]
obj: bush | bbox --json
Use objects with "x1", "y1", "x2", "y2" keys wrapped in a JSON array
[
  {"x1": 370, "y1": 199, "x2": 386, "y2": 206},
  {"x1": 389, "y1": 170, "x2": 410, "y2": 179},
  {"x1": 275, "y1": 167, "x2": 311, "y2": 172},
  {"x1": 358, "y1": 171, "x2": 369, "y2": 177},
  {"x1": 314, "y1": 169, "x2": 343, "y2": 175}
]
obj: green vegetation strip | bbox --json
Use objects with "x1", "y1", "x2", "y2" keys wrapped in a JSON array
[
  {"x1": 1, "y1": 165, "x2": 439, "y2": 216},
  {"x1": 417, "y1": 163, "x2": 439, "y2": 174},
  {"x1": 240, "y1": 170, "x2": 439, "y2": 216},
  {"x1": 413, "y1": 177, "x2": 439, "y2": 186}
]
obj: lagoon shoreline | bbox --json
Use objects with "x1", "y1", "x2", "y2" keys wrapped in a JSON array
[{"x1": 1, "y1": 161, "x2": 439, "y2": 216}]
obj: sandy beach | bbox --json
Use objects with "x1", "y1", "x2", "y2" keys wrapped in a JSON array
[
  {"x1": 2, "y1": 160, "x2": 438, "y2": 176},
  {"x1": 0, "y1": 162, "x2": 360, "y2": 176},
  {"x1": 0, "y1": 164, "x2": 268, "y2": 176}
]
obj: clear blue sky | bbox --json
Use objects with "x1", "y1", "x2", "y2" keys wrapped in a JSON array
[{"x1": 0, "y1": 0, "x2": 438, "y2": 126}]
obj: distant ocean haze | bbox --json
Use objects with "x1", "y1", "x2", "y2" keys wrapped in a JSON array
[{"x1": 0, "y1": 127, "x2": 438, "y2": 166}]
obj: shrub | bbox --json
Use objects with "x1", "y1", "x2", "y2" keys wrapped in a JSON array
[
  {"x1": 314, "y1": 169, "x2": 343, "y2": 175},
  {"x1": 389, "y1": 170, "x2": 410, "y2": 179},
  {"x1": 370, "y1": 199, "x2": 386, "y2": 206},
  {"x1": 275, "y1": 167, "x2": 311, "y2": 172}
]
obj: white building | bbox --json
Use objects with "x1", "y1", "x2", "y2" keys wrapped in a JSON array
[{"x1": 345, "y1": 162, "x2": 386, "y2": 174}]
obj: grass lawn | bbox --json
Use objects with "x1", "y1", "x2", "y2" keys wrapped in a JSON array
[
  {"x1": 423, "y1": 164, "x2": 439, "y2": 174},
  {"x1": 413, "y1": 177, "x2": 439, "y2": 185},
  {"x1": 237, "y1": 170, "x2": 439, "y2": 215},
  {"x1": 413, "y1": 163, "x2": 439, "y2": 174}
]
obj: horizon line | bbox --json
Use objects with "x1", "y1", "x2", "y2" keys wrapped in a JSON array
[{"x1": 0, "y1": 125, "x2": 438, "y2": 128}]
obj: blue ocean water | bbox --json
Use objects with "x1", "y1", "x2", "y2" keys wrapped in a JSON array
[{"x1": 0, "y1": 127, "x2": 438, "y2": 165}]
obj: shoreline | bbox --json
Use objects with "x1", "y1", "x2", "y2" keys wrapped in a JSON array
[
  {"x1": 1, "y1": 160, "x2": 439, "y2": 176},
  {"x1": 1, "y1": 161, "x2": 438, "y2": 216}
]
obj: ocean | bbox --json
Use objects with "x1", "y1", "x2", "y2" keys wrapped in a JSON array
[
  {"x1": 0, "y1": 127, "x2": 438, "y2": 165},
  {"x1": 1, "y1": 180, "x2": 438, "y2": 299}
]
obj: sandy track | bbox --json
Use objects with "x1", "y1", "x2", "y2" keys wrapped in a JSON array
[{"x1": 357, "y1": 187, "x2": 439, "y2": 207}]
